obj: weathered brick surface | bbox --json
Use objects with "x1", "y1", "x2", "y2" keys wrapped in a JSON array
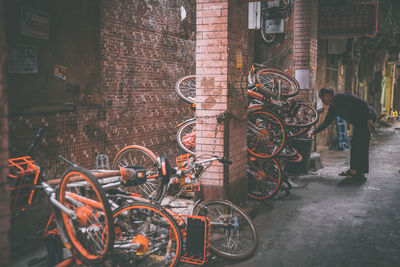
[
  {"x1": 0, "y1": 0, "x2": 10, "y2": 264},
  {"x1": 7, "y1": 0, "x2": 196, "y2": 172},
  {"x1": 294, "y1": 0, "x2": 318, "y2": 101},
  {"x1": 196, "y1": 0, "x2": 248, "y2": 202},
  {"x1": 7, "y1": 0, "x2": 196, "y2": 248},
  {"x1": 100, "y1": 0, "x2": 196, "y2": 163}
]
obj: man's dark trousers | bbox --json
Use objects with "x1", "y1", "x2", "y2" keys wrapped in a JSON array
[{"x1": 350, "y1": 123, "x2": 370, "y2": 174}]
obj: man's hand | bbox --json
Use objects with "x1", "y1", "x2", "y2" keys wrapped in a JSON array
[
  {"x1": 307, "y1": 126, "x2": 315, "y2": 138},
  {"x1": 368, "y1": 119, "x2": 375, "y2": 133}
]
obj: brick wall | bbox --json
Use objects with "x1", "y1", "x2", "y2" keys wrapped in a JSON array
[
  {"x1": 6, "y1": 0, "x2": 196, "y2": 249},
  {"x1": 196, "y1": 0, "x2": 229, "y2": 200},
  {"x1": 294, "y1": 0, "x2": 318, "y2": 102},
  {"x1": 253, "y1": 4, "x2": 295, "y2": 75},
  {"x1": 227, "y1": 1, "x2": 248, "y2": 202},
  {"x1": 101, "y1": 0, "x2": 196, "y2": 162},
  {"x1": 6, "y1": 0, "x2": 196, "y2": 173},
  {"x1": 196, "y1": 0, "x2": 248, "y2": 202},
  {"x1": 0, "y1": 0, "x2": 10, "y2": 264}
]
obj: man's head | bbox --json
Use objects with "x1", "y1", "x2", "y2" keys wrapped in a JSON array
[{"x1": 319, "y1": 88, "x2": 334, "y2": 106}]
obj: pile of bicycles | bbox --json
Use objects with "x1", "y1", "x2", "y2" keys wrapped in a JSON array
[
  {"x1": 9, "y1": 129, "x2": 258, "y2": 266},
  {"x1": 175, "y1": 63, "x2": 320, "y2": 200}
]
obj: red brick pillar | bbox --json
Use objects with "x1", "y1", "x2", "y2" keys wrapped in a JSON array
[
  {"x1": 294, "y1": 0, "x2": 318, "y2": 102},
  {"x1": 0, "y1": 0, "x2": 10, "y2": 265},
  {"x1": 196, "y1": 0, "x2": 248, "y2": 202}
]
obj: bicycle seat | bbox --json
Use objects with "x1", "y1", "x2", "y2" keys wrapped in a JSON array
[{"x1": 158, "y1": 155, "x2": 176, "y2": 184}]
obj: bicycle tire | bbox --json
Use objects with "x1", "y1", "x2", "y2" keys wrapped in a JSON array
[
  {"x1": 111, "y1": 203, "x2": 183, "y2": 267},
  {"x1": 192, "y1": 200, "x2": 258, "y2": 260},
  {"x1": 248, "y1": 157, "x2": 282, "y2": 200},
  {"x1": 176, "y1": 118, "x2": 196, "y2": 155},
  {"x1": 112, "y1": 145, "x2": 167, "y2": 202},
  {"x1": 285, "y1": 103, "x2": 319, "y2": 127},
  {"x1": 283, "y1": 150, "x2": 303, "y2": 163},
  {"x1": 52, "y1": 208, "x2": 72, "y2": 249},
  {"x1": 175, "y1": 74, "x2": 196, "y2": 104},
  {"x1": 247, "y1": 109, "x2": 286, "y2": 158},
  {"x1": 256, "y1": 69, "x2": 299, "y2": 98},
  {"x1": 57, "y1": 167, "x2": 115, "y2": 262}
]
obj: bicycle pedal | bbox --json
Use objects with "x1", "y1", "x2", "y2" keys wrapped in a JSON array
[{"x1": 95, "y1": 154, "x2": 109, "y2": 169}]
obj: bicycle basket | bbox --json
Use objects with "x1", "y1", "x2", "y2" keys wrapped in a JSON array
[
  {"x1": 180, "y1": 215, "x2": 210, "y2": 265},
  {"x1": 8, "y1": 156, "x2": 40, "y2": 212}
]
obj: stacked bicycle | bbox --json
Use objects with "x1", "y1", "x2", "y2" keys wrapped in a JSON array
[
  {"x1": 15, "y1": 136, "x2": 258, "y2": 266},
  {"x1": 10, "y1": 129, "x2": 183, "y2": 266},
  {"x1": 110, "y1": 145, "x2": 259, "y2": 265},
  {"x1": 175, "y1": 64, "x2": 320, "y2": 200},
  {"x1": 8, "y1": 128, "x2": 115, "y2": 266}
]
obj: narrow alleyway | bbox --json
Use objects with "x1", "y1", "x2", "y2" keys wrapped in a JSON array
[
  {"x1": 11, "y1": 122, "x2": 400, "y2": 267},
  {"x1": 213, "y1": 122, "x2": 400, "y2": 267}
]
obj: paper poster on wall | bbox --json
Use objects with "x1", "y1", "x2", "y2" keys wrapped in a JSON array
[
  {"x1": 7, "y1": 45, "x2": 38, "y2": 73},
  {"x1": 295, "y1": 69, "x2": 310, "y2": 89},
  {"x1": 21, "y1": 7, "x2": 49, "y2": 40}
]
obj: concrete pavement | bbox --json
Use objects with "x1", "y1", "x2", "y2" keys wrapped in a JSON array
[{"x1": 209, "y1": 121, "x2": 400, "y2": 267}]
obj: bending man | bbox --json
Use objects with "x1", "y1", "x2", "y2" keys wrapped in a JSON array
[{"x1": 310, "y1": 88, "x2": 375, "y2": 180}]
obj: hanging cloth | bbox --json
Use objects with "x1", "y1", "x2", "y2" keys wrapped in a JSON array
[
  {"x1": 328, "y1": 39, "x2": 348, "y2": 54},
  {"x1": 374, "y1": 48, "x2": 387, "y2": 72},
  {"x1": 380, "y1": 77, "x2": 386, "y2": 110}
]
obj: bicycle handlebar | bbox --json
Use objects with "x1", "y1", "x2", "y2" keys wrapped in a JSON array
[
  {"x1": 217, "y1": 157, "x2": 232, "y2": 165},
  {"x1": 27, "y1": 127, "x2": 44, "y2": 156}
]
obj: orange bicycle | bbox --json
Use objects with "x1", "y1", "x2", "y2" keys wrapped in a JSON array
[
  {"x1": 111, "y1": 144, "x2": 259, "y2": 261},
  {"x1": 9, "y1": 128, "x2": 115, "y2": 265}
]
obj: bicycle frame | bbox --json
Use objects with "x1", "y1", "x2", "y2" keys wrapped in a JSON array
[
  {"x1": 8, "y1": 129, "x2": 115, "y2": 266},
  {"x1": 8, "y1": 156, "x2": 102, "y2": 220}
]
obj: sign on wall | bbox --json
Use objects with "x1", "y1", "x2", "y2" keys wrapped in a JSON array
[
  {"x1": 319, "y1": 1, "x2": 378, "y2": 39},
  {"x1": 7, "y1": 45, "x2": 38, "y2": 73},
  {"x1": 21, "y1": 7, "x2": 50, "y2": 40}
]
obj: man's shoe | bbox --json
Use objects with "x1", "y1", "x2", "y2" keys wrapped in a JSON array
[
  {"x1": 339, "y1": 169, "x2": 351, "y2": 176},
  {"x1": 345, "y1": 172, "x2": 366, "y2": 180}
]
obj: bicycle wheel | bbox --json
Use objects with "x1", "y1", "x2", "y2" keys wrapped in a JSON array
[
  {"x1": 285, "y1": 103, "x2": 319, "y2": 127},
  {"x1": 193, "y1": 200, "x2": 258, "y2": 260},
  {"x1": 175, "y1": 74, "x2": 196, "y2": 104},
  {"x1": 57, "y1": 167, "x2": 114, "y2": 262},
  {"x1": 111, "y1": 203, "x2": 183, "y2": 267},
  {"x1": 256, "y1": 69, "x2": 299, "y2": 98},
  {"x1": 248, "y1": 110, "x2": 286, "y2": 158},
  {"x1": 113, "y1": 145, "x2": 167, "y2": 202},
  {"x1": 177, "y1": 118, "x2": 196, "y2": 155},
  {"x1": 248, "y1": 156, "x2": 282, "y2": 200},
  {"x1": 283, "y1": 149, "x2": 303, "y2": 163},
  {"x1": 286, "y1": 125, "x2": 309, "y2": 138}
]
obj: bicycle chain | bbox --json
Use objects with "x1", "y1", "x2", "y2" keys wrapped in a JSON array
[{"x1": 196, "y1": 110, "x2": 247, "y2": 155}]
